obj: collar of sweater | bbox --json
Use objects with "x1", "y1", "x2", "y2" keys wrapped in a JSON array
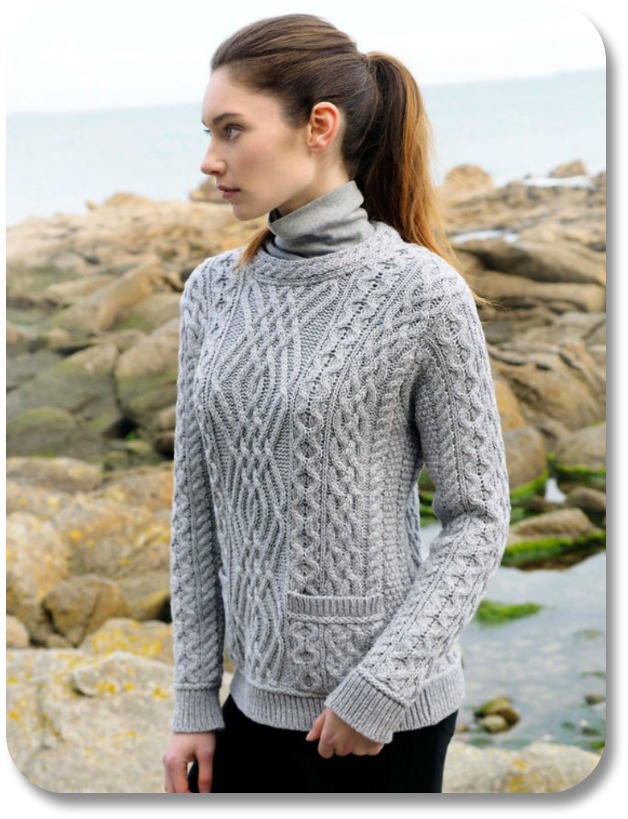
[
  {"x1": 243, "y1": 219, "x2": 405, "y2": 285},
  {"x1": 264, "y1": 180, "x2": 375, "y2": 260}
]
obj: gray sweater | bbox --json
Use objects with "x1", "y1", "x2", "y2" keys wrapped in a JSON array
[{"x1": 169, "y1": 212, "x2": 511, "y2": 744}]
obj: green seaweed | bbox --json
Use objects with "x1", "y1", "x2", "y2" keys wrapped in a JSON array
[
  {"x1": 475, "y1": 600, "x2": 542, "y2": 625},
  {"x1": 501, "y1": 530, "x2": 606, "y2": 567}
]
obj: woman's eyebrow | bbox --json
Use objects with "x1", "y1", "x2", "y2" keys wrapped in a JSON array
[{"x1": 201, "y1": 112, "x2": 243, "y2": 128}]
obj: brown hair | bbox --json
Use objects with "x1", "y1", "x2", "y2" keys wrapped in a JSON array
[{"x1": 211, "y1": 14, "x2": 492, "y2": 306}]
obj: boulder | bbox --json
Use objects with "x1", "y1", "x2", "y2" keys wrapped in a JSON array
[
  {"x1": 80, "y1": 618, "x2": 173, "y2": 665},
  {"x1": 6, "y1": 512, "x2": 71, "y2": 643},
  {"x1": 6, "y1": 456, "x2": 103, "y2": 493},
  {"x1": 114, "y1": 329, "x2": 179, "y2": 433},
  {"x1": 7, "y1": 616, "x2": 31, "y2": 648},
  {"x1": 553, "y1": 423, "x2": 606, "y2": 491},
  {"x1": 503, "y1": 425, "x2": 548, "y2": 495},
  {"x1": 42, "y1": 575, "x2": 131, "y2": 646},
  {"x1": 549, "y1": 159, "x2": 589, "y2": 178},
  {"x1": 471, "y1": 269, "x2": 605, "y2": 313},
  {"x1": 443, "y1": 740, "x2": 601, "y2": 793},
  {"x1": 6, "y1": 407, "x2": 108, "y2": 462},
  {"x1": 461, "y1": 237, "x2": 605, "y2": 288},
  {"x1": 6, "y1": 648, "x2": 233, "y2": 793},
  {"x1": 6, "y1": 343, "x2": 122, "y2": 434}
]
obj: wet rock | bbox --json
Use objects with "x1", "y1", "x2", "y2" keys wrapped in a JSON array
[
  {"x1": 504, "y1": 507, "x2": 605, "y2": 566},
  {"x1": 503, "y1": 426, "x2": 547, "y2": 496}
]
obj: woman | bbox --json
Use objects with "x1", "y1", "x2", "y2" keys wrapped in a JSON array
[{"x1": 162, "y1": 13, "x2": 511, "y2": 794}]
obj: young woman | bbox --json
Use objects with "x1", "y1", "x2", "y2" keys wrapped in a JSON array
[{"x1": 162, "y1": 13, "x2": 511, "y2": 794}]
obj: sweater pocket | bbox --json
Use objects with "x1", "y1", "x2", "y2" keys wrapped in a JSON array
[{"x1": 285, "y1": 591, "x2": 387, "y2": 695}]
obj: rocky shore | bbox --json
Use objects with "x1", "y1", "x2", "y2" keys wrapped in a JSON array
[{"x1": 6, "y1": 161, "x2": 606, "y2": 792}]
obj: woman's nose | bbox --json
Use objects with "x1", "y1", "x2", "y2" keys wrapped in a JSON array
[{"x1": 200, "y1": 143, "x2": 226, "y2": 177}]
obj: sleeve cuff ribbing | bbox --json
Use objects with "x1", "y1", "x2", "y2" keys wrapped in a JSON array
[
  {"x1": 171, "y1": 688, "x2": 225, "y2": 733},
  {"x1": 323, "y1": 670, "x2": 406, "y2": 745}
]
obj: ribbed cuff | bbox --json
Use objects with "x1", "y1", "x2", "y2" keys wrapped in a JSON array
[
  {"x1": 323, "y1": 670, "x2": 406, "y2": 744},
  {"x1": 171, "y1": 688, "x2": 225, "y2": 733}
]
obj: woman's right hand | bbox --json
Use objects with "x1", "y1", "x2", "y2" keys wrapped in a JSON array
[{"x1": 163, "y1": 731, "x2": 217, "y2": 793}]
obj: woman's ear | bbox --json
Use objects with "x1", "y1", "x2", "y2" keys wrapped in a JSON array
[{"x1": 307, "y1": 101, "x2": 343, "y2": 153}]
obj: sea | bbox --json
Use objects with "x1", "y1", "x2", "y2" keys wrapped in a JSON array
[{"x1": 6, "y1": 67, "x2": 605, "y2": 227}]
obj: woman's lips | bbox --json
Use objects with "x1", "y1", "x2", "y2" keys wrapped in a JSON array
[{"x1": 218, "y1": 186, "x2": 240, "y2": 200}]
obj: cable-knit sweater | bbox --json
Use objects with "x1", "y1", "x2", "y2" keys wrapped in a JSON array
[{"x1": 168, "y1": 218, "x2": 512, "y2": 744}]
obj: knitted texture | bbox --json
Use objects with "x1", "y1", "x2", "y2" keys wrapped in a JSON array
[{"x1": 169, "y1": 220, "x2": 511, "y2": 744}]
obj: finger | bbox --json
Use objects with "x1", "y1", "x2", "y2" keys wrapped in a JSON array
[
  {"x1": 305, "y1": 713, "x2": 324, "y2": 741},
  {"x1": 170, "y1": 760, "x2": 190, "y2": 793},
  {"x1": 197, "y1": 755, "x2": 214, "y2": 793},
  {"x1": 317, "y1": 739, "x2": 335, "y2": 759}
]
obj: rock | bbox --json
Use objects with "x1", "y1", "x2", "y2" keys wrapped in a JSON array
[
  {"x1": 564, "y1": 486, "x2": 606, "y2": 519},
  {"x1": 96, "y1": 462, "x2": 173, "y2": 512},
  {"x1": 114, "y1": 328, "x2": 179, "y2": 434},
  {"x1": 6, "y1": 456, "x2": 103, "y2": 493},
  {"x1": 6, "y1": 648, "x2": 233, "y2": 792},
  {"x1": 492, "y1": 342, "x2": 605, "y2": 448},
  {"x1": 80, "y1": 618, "x2": 173, "y2": 664},
  {"x1": 116, "y1": 572, "x2": 171, "y2": 621},
  {"x1": 474, "y1": 696, "x2": 521, "y2": 726},
  {"x1": 438, "y1": 164, "x2": 496, "y2": 204},
  {"x1": 549, "y1": 160, "x2": 588, "y2": 178},
  {"x1": 585, "y1": 693, "x2": 605, "y2": 705},
  {"x1": 508, "y1": 508, "x2": 600, "y2": 541},
  {"x1": 6, "y1": 512, "x2": 71, "y2": 642},
  {"x1": 462, "y1": 236, "x2": 605, "y2": 288},
  {"x1": 52, "y1": 495, "x2": 171, "y2": 583},
  {"x1": 515, "y1": 311, "x2": 606, "y2": 347},
  {"x1": 504, "y1": 508, "x2": 605, "y2": 566},
  {"x1": 471, "y1": 268, "x2": 605, "y2": 312},
  {"x1": 503, "y1": 426, "x2": 547, "y2": 495},
  {"x1": 51, "y1": 262, "x2": 164, "y2": 336},
  {"x1": 494, "y1": 377, "x2": 527, "y2": 431},
  {"x1": 6, "y1": 479, "x2": 71, "y2": 520},
  {"x1": 189, "y1": 176, "x2": 228, "y2": 203},
  {"x1": 116, "y1": 291, "x2": 182, "y2": 333},
  {"x1": 477, "y1": 714, "x2": 510, "y2": 733},
  {"x1": 6, "y1": 648, "x2": 174, "y2": 792},
  {"x1": 553, "y1": 422, "x2": 606, "y2": 491},
  {"x1": 6, "y1": 406, "x2": 110, "y2": 463},
  {"x1": 443, "y1": 740, "x2": 601, "y2": 793},
  {"x1": 7, "y1": 348, "x2": 63, "y2": 390},
  {"x1": 42, "y1": 575, "x2": 131, "y2": 646},
  {"x1": 7, "y1": 616, "x2": 31, "y2": 648},
  {"x1": 6, "y1": 342, "x2": 122, "y2": 434}
]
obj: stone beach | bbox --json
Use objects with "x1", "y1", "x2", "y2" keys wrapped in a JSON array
[{"x1": 6, "y1": 161, "x2": 606, "y2": 792}]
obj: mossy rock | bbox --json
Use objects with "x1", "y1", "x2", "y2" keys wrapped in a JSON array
[
  {"x1": 6, "y1": 407, "x2": 108, "y2": 463},
  {"x1": 502, "y1": 530, "x2": 606, "y2": 567}
]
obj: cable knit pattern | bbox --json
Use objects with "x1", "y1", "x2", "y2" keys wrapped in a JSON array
[{"x1": 169, "y1": 220, "x2": 511, "y2": 743}]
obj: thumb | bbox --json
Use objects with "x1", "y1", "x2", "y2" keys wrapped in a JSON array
[{"x1": 305, "y1": 712, "x2": 325, "y2": 741}]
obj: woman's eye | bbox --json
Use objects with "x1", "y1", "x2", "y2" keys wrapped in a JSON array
[{"x1": 225, "y1": 125, "x2": 240, "y2": 139}]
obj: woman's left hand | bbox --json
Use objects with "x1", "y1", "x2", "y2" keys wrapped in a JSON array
[{"x1": 305, "y1": 707, "x2": 385, "y2": 758}]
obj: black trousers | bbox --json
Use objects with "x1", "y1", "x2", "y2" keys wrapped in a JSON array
[{"x1": 189, "y1": 693, "x2": 458, "y2": 793}]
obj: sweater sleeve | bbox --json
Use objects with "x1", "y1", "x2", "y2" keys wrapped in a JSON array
[
  {"x1": 169, "y1": 261, "x2": 226, "y2": 733},
  {"x1": 323, "y1": 267, "x2": 511, "y2": 744}
]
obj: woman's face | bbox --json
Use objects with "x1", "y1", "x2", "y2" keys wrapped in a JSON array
[{"x1": 200, "y1": 67, "x2": 341, "y2": 221}]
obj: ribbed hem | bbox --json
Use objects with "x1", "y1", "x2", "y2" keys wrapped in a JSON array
[
  {"x1": 228, "y1": 661, "x2": 465, "y2": 745},
  {"x1": 171, "y1": 688, "x2": 225, "y2": 733}
]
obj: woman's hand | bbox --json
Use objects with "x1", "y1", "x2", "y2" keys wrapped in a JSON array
[
  {"x1": 163, "y1": 731, "x2": 217, "y2": 793},
  {"x1": 305, "y1": 707, "x2": 385, "y2": 758}
]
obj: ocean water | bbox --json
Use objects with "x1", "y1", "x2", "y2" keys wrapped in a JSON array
[{"x1": 6, "y1": 68, "x2": 605, "y2": 227}]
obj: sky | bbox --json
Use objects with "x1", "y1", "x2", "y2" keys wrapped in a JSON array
[{"x1": 3, "y1": 0, "x2": 607, "y2": 115}]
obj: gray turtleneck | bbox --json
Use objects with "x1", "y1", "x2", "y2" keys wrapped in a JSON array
[{"x1": 264, "y1": 180, "x2": 375, "y2": 259}]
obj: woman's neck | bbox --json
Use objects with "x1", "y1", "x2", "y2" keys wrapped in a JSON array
[{"x1": 264, "y1": 180, "x2": 374, "y2": 259}]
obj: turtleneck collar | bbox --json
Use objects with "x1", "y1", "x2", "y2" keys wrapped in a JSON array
[{"x1": 264, "y1": 180, "x2": 374, "y2": 259}]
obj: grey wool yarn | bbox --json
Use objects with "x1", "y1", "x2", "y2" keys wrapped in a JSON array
[{"x1": 168, "y1": 218, "x2": 511, "y2": 744}]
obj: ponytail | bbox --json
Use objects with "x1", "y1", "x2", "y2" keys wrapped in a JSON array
[
  {"x1": 211, "y1": 15, "x2": 493, "y2": 306},
  {"x1": 357, "y1": 53, "x2": 456, "y2": 268}
]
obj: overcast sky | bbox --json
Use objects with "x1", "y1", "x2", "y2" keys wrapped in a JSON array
[{"x1": 3, "y1": 0, "x2": 607, "y2": 115}]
